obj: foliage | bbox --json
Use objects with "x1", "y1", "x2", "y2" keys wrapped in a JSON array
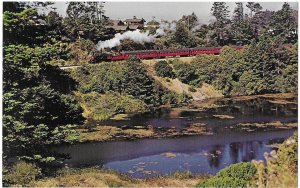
[
  {"x1": 71, "y1": 59, "x2": 186, "y2": 108},
  {"x1": 77, "y1": 92, "x2": 147, "y2": 121},
  {"x1": 246, "y1": 2, "x2": 262, "y2": 17},
  {"x1": 210, "y1": 2, "x2": 230, "y2": 45},
  {"x1": 64, "y1": 2, "x2": 108, "y2": 42},
  {"x1": 116, "y1": 39, "x2": 154, "y2": 51},
  {"x1": 196, "y1": 162, "x2": 257, "y2": 188},
  {"x1": 3, "y1": 44, "x2": 84, "y2": 169},
  {"x1": 3, "y1": 161, "x2": 42, "y2": 187},
  {"x1": 68, "y1": 39, "x2": 97, "y2": 65},
  {"x1": 174, "y1": 21, "x2": 198, "y2": 47},
  {"x1": 162, "y1": 92, "x2": 190, "y2": 105},
  {"x1": 271, "y1": 2, "x2": 297, "y2": 43},
  {"x1": 172, "y1": 60, "x2": 198, "y2": 85},
  {"x1": 253, "y1": 132, "x2": 297, "y2": 187},
  {"x1": 3, "y1": 2, "x2": 84, "y2": 173},
  {"x1": 191, "y1": 41, "x2": 298, "y2": 96},
  {"x1": 154, "y1": 60, "x2": 175, "y2": 78},
  {"x1": 179, "y1": 12, "x2": 198, "y2": 30}
]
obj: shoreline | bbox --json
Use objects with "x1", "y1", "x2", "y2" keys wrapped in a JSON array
[
  {"x1": 77, "y1": 92, "x2": 297, "y2": 143},
  {"x1": 77, "y1": 122, "x2": 297, "y2": 143}
]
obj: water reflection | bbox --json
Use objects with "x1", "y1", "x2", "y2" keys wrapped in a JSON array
[
  {"x1": 207, "y1": 145, "x2": 224, "y2": 168},
  {"x1": 229, "y1": 142, "x2": 240, "y2": 163},
  {"x1": 56, "y1": 129, "x2": 295, "y2": 178},
  {"x1": 98, "y1": 95, "x2": 297, "y2": 130}
]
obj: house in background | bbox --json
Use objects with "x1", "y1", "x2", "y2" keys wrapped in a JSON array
[
  {"x1": 124, "y1": 16, "x2": 146, "y2": 29},
  {"x1": 106, "y1": 17, "x2": 146, "y2": 33},
  {"x1": 105, "y1": 19, "x2": 128, "y2": 33}
]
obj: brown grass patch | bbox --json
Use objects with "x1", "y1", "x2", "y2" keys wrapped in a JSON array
[
  {"x1": 213, "y1": 115, "x2": 235, "y2": 119},
  {"x1": 32, "y1": 168, "x2": 206, "y2": 187}
]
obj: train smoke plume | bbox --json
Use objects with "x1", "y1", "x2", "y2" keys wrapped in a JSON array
[
  {"x1": 96, "y1": 22, "x2": 177, "y2": 50},
  {"x1": 155, "y1": 22, "x2": 176, "y2": 36},
  {"x1": 97, "y1": 30, "x2": 155, "y2": 50}
]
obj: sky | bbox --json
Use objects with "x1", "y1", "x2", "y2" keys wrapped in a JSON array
[{"x1": 52, "y1": 1, "x2": 298, "y2": 24}]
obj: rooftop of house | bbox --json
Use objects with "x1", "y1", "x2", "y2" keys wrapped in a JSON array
[{"x1": 124, "y1": 16, "x2": 145, "y2": 23}]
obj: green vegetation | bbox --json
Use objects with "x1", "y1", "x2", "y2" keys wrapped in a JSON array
[
  {"x1": 172, "y1": 60, "x2": 199, "y2": 85},
  {"x1": 71, "y1": 61, "x2": 163, "y2": 105},
  {"x1": 154, "y1": 60, "x2": 175, "y2": 78},
  {"x1": 2, "y1": 1, "x2": 298, "y2": 187},
  {"x1": 3, "y1": 2, "x2": 84, "y2": 185},
  {"x1": 71, "y1": 60, "x2": 190, "y2": 121},
  {"x1": 196, "y1": 132, "x2": 298, "y2": 188},
  {"x1": 167, "y1": 43, "x2": 298, "y2": 96},
  {"x1": 196, "y1": 162, "x2": 257, "y2": 188},
  {"x1": 3, "y1": 161, "x2": 41, "y2": 187},
  {"x1": 253, "y1": 132, "x2": 297, "y2": 187},
  {"x1": 77, "y1": 92, "x2": 146, "y2": 121}
]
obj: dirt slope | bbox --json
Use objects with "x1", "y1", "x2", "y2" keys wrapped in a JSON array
[{"x1": 142, "y1": 58, "x2": 223, "y2": 100}]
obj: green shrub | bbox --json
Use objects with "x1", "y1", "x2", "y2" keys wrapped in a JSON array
[
  {"x1": 196, "y1": 162, "x2": 257, "y2": 188},
  {"x1": 77, "y1": 92, "x2": 147, "y2": 121},
  {"x1": 253, "y1": 132, "x2": 298, "y2": 187},
  {"x1": 3, "y1": 161, "x2": 41, "y2": 187},
  {"x1": 154, "y1": 60, "x2": 175, "y2": 78},
  {"x1": 69, "y1": 39, "x2": 96, "y2": 65},
  {"x1": 162, "y1": 92, "x2": 190, "y2": 104},
  {"x1": 71, "y1": 61, "x2": 187, "y2": 107},
  {"x1": 172, "y1": 60, "x2": 199, "y2": 84}
]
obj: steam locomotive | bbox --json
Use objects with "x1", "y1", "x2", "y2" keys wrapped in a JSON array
[{"x1": 90, "y1": 46, "x2": 243, "y2": 63}]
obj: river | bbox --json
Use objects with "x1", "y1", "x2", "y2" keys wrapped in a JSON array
[{"x1": 56, "y1": 94, "x2": 297, "y2": 178}]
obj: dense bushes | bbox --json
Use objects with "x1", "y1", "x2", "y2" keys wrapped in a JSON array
[
  {"x1": 154, "y1": 60, "x2": 174, "y2": 78},
  {"x1": 196, "y1": 162, "x2": 257, "y2": 188},
  {"x1": 3, "y1": 44, "x2": 84, "y2": 174},
  {"x1": 68, "y1": 39, "x2": 96, "y2": 65},
  {"x1": 77, "y1": 92, "x2": 147, "y2": 121},
  {"x1": 189, "y1": 41, "x2": 298, "y2": 96},
  {"x1": 71, "y1": 60, "x2": 188, "y2": 108},
  {"x1": 3, "y1": 161, "x2": 41, "y2": 187},
  {"x1": 253, "y1": 132, "x2": 297, "y2": 187},
  {"x1": 171, "y1": 60, "x2": 198, "y2": 85}
]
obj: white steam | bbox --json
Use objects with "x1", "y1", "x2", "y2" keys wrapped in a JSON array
[
  {"x1": 154, "y1": 22, "x2": 176, "y2": 36},
  {"x1": 96, "y1": 22, "x2": 177, "y2": 50},
  {"x1": 96, "y1": 30, "x2": 155, "y2": 50}
]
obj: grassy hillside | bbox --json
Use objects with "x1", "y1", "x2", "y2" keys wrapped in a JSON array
[{"x1": 142, "y1": 58, "x2": 223, "y2": 100}]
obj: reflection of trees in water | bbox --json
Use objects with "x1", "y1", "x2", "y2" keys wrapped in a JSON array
[
  {"x1": 229, "y1": 141, "x2": 264, "y2": 163},
  {"x1": 241, "y1": 141, "x2": 260, "y2": 162},
  {"x1": 207, "y1": 145, "x2": 225, "y2": 168},
  {"x1": 267, "y1": 138, "x2": 285, "y2": 145},
  {"x1": 229, "y1": 142, "x2": 240, "y2": 163}
]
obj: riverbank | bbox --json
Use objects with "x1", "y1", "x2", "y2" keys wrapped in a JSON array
[
  {"x1": 78, "y1": 123, "x2": 213, "y2": 142},
  {"x1": 77, "y1": 92, "x2": 297, "y2": 142},
  {"x1": 78, "y1": 121, "x2": 297, "y2": 142},
  {"x1": 32, "y1": 169, "x2": 206, "y2": 187},
  {"x1": 31, "y1": 132, "x2": 297, "y2": 187}
]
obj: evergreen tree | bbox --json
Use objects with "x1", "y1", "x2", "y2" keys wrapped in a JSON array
[
  {"x1": 3, "y1": 2, "x2": 84, "y2": 173},
  {"x1": 271, "y1": 3, "x2": 297, "y2": 42},
  {"x1": 231, "y1": 2, "x2": 253, "y2": 45},
  {"x1": 211, "y1": 2, "x2": 230, "y2": 45},
  {"x1": 64, "y1": 2, "x2": 108, "y2": 41},
  {"x1": 246, "y1": 2, "x2": 262, "y2": 17}
]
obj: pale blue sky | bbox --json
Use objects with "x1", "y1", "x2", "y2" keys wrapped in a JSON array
[{"x1": 51, "y1": 2, "x2": 298, "y2": 24}]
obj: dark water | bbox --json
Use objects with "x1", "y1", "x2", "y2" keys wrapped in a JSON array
[
  {"x1": 56, "y1": 95, "x2": 297, "y2": 178},
  {"x1": 100, "y1": 96, "x2": 297, "y2": 131}
]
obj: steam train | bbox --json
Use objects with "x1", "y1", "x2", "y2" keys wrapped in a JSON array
[{"x1": 90, "y1": 46, "x2": 243, "y2": 63}]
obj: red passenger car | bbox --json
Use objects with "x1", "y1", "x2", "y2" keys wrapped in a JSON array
[{"x1": 92, "y1": 46, "x2": 242, "y2": 62}]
